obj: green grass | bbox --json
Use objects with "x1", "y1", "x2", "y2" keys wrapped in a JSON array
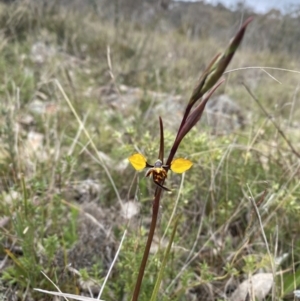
[{"x1": 0, "y1": 1, "x2": 300, "y2": 300}]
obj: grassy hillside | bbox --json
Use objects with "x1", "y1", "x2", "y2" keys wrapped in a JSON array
[{"x1": 0, "y1": 1, "x2": 300, "y2": 300}]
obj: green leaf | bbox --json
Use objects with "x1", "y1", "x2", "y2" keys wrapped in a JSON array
[{"x1": 281, "y1": 268, "x2": 300, "y2": 297}]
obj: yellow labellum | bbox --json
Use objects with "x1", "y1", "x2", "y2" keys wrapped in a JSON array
[
  {"x1": 128, "y1": 153, "x2": 147, "y2": 171},
  {"x1": 170, "y1": 158, "x2": 193, "y2": 173}
]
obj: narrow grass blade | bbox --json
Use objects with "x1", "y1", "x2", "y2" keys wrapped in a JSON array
[
  {"x1": 4, "y1": 249, "x2": 26, "y2": 273},
  {"x1": 34, "y1": 289, "x2": 105, "y2": 301},
  {"x1": 282, "y1": 269, "x2": 300, "y2": 297}
]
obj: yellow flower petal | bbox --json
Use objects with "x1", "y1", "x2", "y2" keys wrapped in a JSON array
[
  {"x1": 170, "y1": 158, "x2": 193, "y2": 173},
  {"x1": 128, "y1": 153, "x2": 147, "y2": 171}
]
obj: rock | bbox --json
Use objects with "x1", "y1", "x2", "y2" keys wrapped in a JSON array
[
  {"x1": 230, "y1": 273, "x2": 273, "y2": 301},
  {"x1": 204, "y1": 94, "x2": 245, "y2": 134}
]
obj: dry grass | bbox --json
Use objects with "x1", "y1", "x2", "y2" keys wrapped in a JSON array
[{"x1": 0, "y1": 1, "x2": 299, "y2": 300}]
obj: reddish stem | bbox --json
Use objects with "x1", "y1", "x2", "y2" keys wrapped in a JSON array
[{"x1": 131, "y1": 189, "x2": 162, "y2": 301}]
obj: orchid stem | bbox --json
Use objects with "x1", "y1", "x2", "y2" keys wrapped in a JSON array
[{"x1": 131, "y1": 190, "x2": 162, "y2": 301}]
